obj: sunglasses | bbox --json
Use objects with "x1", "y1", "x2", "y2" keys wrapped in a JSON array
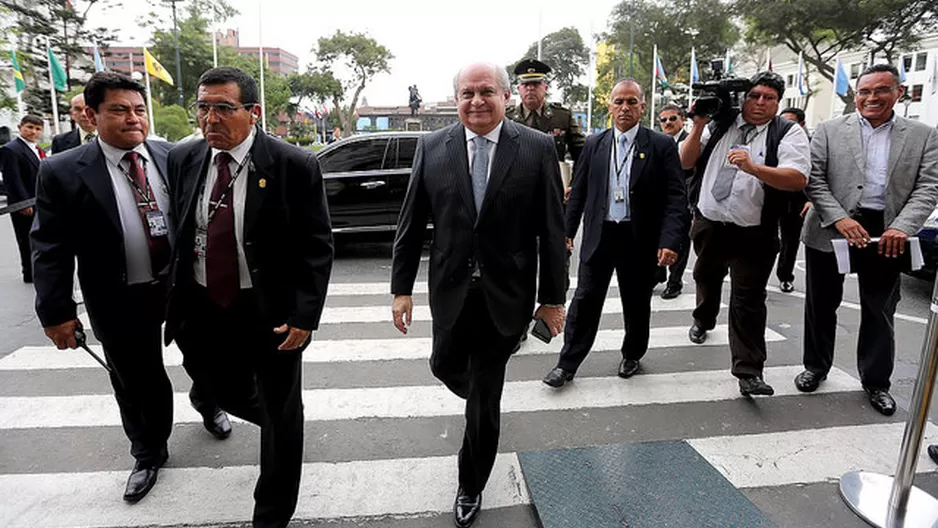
[{"x1": 659, "y1": 115, "x2": 679, "y2": 123}]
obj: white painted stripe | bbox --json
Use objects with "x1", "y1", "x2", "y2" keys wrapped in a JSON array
[
  {"x1": 319, "y1": 294, "x2": 701, "y2": 324},
  {"x1": 690, "y1": 422, "x2": 938, "y2": 489},
  {"x1": 0, "y1": 365, "x2": 855, "y2": 429},
  {"x1": 0, "y1": 324, "x2": 784, "y2": 370},
  {"x1": 767, "y1": 285, "x2": 929, "y2": 324},
  {"x1": 0, "y1": 453, "x2": 528, "y2": 528},
  {"x1": 327, "y1": 278, "x2": 581, "y2": 296}
]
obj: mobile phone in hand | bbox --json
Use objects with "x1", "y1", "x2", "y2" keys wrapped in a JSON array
[{"x1": 531, "y1": 318, "x2": 552, "y2": 344}]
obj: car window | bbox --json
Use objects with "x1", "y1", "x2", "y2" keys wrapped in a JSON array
[
  {"x1": 396, "y1": 137, "x2": 418, "y2": 169},
  {"x1": 319, "y1": 138, "x2": 389, "y2": 173}
]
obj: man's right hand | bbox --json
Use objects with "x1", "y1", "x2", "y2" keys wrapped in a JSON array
[
  {"x1": 44, "y1": 319, "x2": 81, "y2": 350},
  {"x1": 17, "y1": 207, "x2": 33, "y2": 216},
  {"x1": 835, "y1": 217, "x2": 871, "y2": 247},
  {"x1": 392, "y1": 295, "x2": 413, "y2": 334}
]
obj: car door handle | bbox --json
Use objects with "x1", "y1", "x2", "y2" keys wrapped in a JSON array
[{"x1": 360, "y1": 181, "x2": 387, "y2": 189}]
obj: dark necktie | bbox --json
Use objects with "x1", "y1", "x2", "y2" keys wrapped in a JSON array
[
  {"x1": 85, "y1": 133, "x2": 96, "y2": 145},
  {"x1": 36, "y1": 145, "x2": 46, "y2": 160},
  {"x1": 123, "y1": 151, "x2": 170, "y2": 276},
  {"x1": 205, "y1": 152, "x2": 240, "y2": 308}
]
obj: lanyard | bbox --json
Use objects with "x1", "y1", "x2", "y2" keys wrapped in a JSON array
[
  {"x1": 117, "y1": 157, "x2": 156, "y2": 208},
  {"x1": 612, "y1": 135, "x2": 636, "y2": 185},
  {"x1": 206, "y1": 153, "x2": 252, "y2": 225}
]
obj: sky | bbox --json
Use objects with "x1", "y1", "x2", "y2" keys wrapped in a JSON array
[{"x1": 88, "y1": 0, "x2": 623, "y2": 107}]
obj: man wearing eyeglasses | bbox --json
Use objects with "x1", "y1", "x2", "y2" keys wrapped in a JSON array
[
  {"x1": 656, "y1": 104, "x2": 692, "y2": 299},
  {"x1": 680, "y1": 71, "x2": 810, "y2": 397},
  {"x1": 164, "y1": 66, "x2": 334, "y2": 528},
  {"x1": 797, "y1": 64, "x2": 938, "y2": 416}
]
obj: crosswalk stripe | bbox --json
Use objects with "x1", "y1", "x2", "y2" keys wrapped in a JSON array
[
  {"x1": 327, "y1": 279, "x2": 581, "y2": 296},
  {"x1": 0, "y1": 453, "x2": 529, "y2": 528},
  {"x1": 688, "y1": 422, "x2": 938, "y2": 489},
  {"x1": 0, "y1": 324, "x2": 786, "y2": 370},
  {"x1": 0, "y1": 365, "x2": 856, "y2": 429}
]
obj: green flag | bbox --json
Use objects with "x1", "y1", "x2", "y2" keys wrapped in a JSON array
[
  {"x1": 11, "y1": 50, "x2": 25, "y2": 92},
  {"x1": 48, "y1": 48, "x2": 67, "y2": 92}
]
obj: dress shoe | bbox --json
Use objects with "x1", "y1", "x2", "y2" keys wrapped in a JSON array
[
  {"x1": 618, "y1": 358, "x2": 640, "y2": 378},
  {"x1": 454, "y1": 488, "x2": 481, "y2": 528},
  {"x1": 928, "y1": 445, "x2": 938, "y2": 465},
  {"x1": 688, "y1": 323, "x2": 708, "y2": 344},
  {"x1": 661, "y1": 284, "x2": 682, "y2": 300},
  {"x1": 202, "y1": 409, "x2": 232, "y2": 440},
  {"x1": 123, "y1": 459, "x2": 164, "y2": 503},
  {"x1": 543, "y1": 367, "x2": 574, "y2": 388},
  {"x1": 738, "y1": 376, "x2": 775, "y2": 396},
  {"x1": 780, "y1": 281, "x2": 794, "y2": 293},
  {"x1": 794, "y1": 370, "x2": 826, "y2": 393},
  {"x1": 865, "y1": 388, "x2": 896, "y2": 416}
]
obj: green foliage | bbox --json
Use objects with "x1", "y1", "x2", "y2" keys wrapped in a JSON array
[
  {"x1": 513, "y1": 27, "x2": 590, "y2": 105},
  {"x1": 224, "y1": 54, "x2": 291, "y2": 132},
  {"x1": 152, "y1": 100, "x2": 194, "y2": 141}
]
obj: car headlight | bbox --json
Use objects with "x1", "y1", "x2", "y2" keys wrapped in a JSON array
[{"x1": 925, "y1": 208, "x2": 938, "y2": 229}]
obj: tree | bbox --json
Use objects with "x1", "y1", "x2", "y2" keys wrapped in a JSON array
[
  {"x1": 513, "y1": 27, "x2": 590, "y2": 105},
  {"x1": 152, "y1": 101, "x2": 194, "y2": 141},
  {"x1": 288, "y1": 67, "x2": 343, "y2": 111},
  {"x1": 225, "y1": 54, "x2": 291, "y2": 132},
  {"x1": 314, "y1": 30, "x2": 393, "y2": 138}
]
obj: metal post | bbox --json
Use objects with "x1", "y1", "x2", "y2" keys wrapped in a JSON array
[
  {"x1": 840, "y1": 277, "x2": 938, "y2": 527},
  {"x1": 628, "y1": 0, "x2": 634, "y2": 77},
  {"x1": 171, "y1": 0, "x2": 185, "y2": 107}
]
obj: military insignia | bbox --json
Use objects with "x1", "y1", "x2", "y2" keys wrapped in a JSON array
[
  {"x1": 639, "y1": 153, "x2": 645, "y2": 159},
  {"x1": 258, "y1": 178, "x2": 267, "y2": 188}
]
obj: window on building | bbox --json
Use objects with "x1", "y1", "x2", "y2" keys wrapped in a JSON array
[
  {"x1": 787, "y1": 74, "x2": 794, "y2": 86},
  {"x1": 911, "y1": 84, "x2": 923, "y2": 102},
  {"x1": 916, "y1": 53, "x2": 927, "y2": 71},
  {"x1": 850, "y1": 63, "x2": 861, "y2": 79},
  {"x1": 904, "y1": 55, "x2": 913, "y2": 73}
]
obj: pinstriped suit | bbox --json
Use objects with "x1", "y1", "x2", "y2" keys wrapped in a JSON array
[{"x1": 392, "y1": 118, "x2": 566, "y2": 495}]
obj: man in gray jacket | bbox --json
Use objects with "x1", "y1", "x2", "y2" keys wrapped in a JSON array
[{"x1": 797, "y1": 64, "x2": 938, "y2": 415}]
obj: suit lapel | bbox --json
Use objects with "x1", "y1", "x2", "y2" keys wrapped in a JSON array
[
  {"x1": 16, "y1": 139, "x2": 40, "y2": 171},
  {"x1": 245, "y1": 129, "x2": 272, "y2": 237},
  {"x1": 144, "y1": 141, "x2": 169, "y2": 184},
  {"x1": 845, "y1": 114, "x2": 866, "y2": 176},
  {"x1": 179, "y1": 141, "x2": 211, "y2": 233},
  {"x1": 76, "y1": 142, "x2": 121, "y2": 233},
  {"x1": 444, "y1": 124, "x2": 477, "y2": 223},
  {"x1": 886, "y1": 117, "x2": 908, "y2": 184},
  {"x1": 594, "y1": 129, "x2": 613, "y2": 204},
  {"x1": 478, "y1": 120, "x2": 519, "y2": 221},
  {"x1": 629, "y1": 126, "x2": 649, "y2": 190}
]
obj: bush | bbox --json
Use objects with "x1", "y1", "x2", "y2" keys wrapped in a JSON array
[{"x1": 284, "y1": 136, "x2": 317, "y2": 146}]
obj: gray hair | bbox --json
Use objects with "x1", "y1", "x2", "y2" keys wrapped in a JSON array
[
  {"x1": 453, "y1": 63, "x2": 511, "y2": 95},
  {"x1": 610, "y1": 78, "x2": 645, "y2": 102}
]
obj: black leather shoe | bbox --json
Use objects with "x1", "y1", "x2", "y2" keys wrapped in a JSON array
[
  {"x1": 928, "y1": 445, "x2": 938, "y2": 465},
  {"x1": 543, "y1": 367, "x2": 574, "y2": 388},
  {"x1": 203, "y1": 409, "x2": 232, "y2": 440},
  {"x1": 866, "y1": 388, "x2": 896, "y2": 416},
  {"x1": 779, "y1": 281, "x2": 794, "y2": 293},
  {"x1": 661, "y1": 285, "x2": 682, "y2": 299},
  {"x1": 618, "y1": 358, "x2": 640, "y2": 378},
  {"x1": 739, "y1": 376, "x2": 775, "y2": 396},
  {"x1": 794, "y1": 370, "x2": 826, "y2": 393},
  {"x1": 123, "y1": 460, "x2": 163, "y2": 503},
  {"x1": 454, "y1": 488, "x2": 481, "y2": 528},
  {"x1": 688, "y1": 323, "x2": 708, "y2": 344}
]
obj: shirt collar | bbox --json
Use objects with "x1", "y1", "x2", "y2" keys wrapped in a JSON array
[
  {"x1": 736, "y1": 114, "x2": 770, "y2": 133},
  {"x1": 521, "y1": 104, "x2": 542, "y2": 118},
  {"x1": 17, "y1": 136, "x2": 38, "y2": 151},
  {"x1": 613, "y1": 122, "x2": 640, "y2": 145},
  {"x1": 80, "y1": 128, "x2": 96, "y2": 142},
  {"x1": 212, "y1": 127, "x2": 257, "y2": 165},
  {"x1": 98, "y1": 138, "x2": 149, "y2": 167},
  {"x1": 465, "y1": 120, "x2": 503, "y2": 146},
  {"x1": 857, "y1": 111, "x2": 897, "y2": 131}
]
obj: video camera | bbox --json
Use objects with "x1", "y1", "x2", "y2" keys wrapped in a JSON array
[{"x1": 690, "y1": 58, "x2": 752, "y2": 122}]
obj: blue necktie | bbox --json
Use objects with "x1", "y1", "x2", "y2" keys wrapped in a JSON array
[{"x1": 471, "y1": 136, "x2": 490, "y2": 213}]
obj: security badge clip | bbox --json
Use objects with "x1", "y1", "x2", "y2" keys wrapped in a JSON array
[
  {"x1": 146, "y1": 210, "x2": 168, "y2": 237},
  {"x1": 194, "y1": 227, "x2": 207, "y2": 257},
  {"x1": 613, "y1": 186, "x2": 626, "y2": 203}
]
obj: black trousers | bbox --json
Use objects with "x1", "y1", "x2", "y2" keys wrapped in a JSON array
[
  {"x1": 666, "y1": 222, "x2": 692, "y2": 290},
  {"x1": 776, "y1": 209, "x2": 804, "y2": 283},
  {"x1": 10, "y1": 211, "x2": 32, "y2": 280},
  {"x1": 803, "y1": 210, "x2": 899, "y2": 390},
  {"x1": 692, "y1": 216, "x2": 778, "y2": 378},
  {"x1": 96, "y1": 282, "x2": 173, "y2": 467},
  {"x1": 176, "y1": 287, "x2": 305, "y2": 528},
  {"x1": 431, "y1": 286, "x2": 520, "y2": 497},
  {"x1": 558, "y1": 221, "x2": 656, "y2": 373}
]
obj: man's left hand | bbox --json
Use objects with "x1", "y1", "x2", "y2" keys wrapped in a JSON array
[
  {"x1": 728, "y1": 148, "x2": 757, "y2": 174},
  {"x1": 878, "y1": 228, "x2": 909, "y2": 258},
  {"x1": 658, "y1": 248, "x2": 678, "y2": 267},
  {"x1": 274, "y1": 324, "x2": 311, "y2": 351},
  {"x1": 534, "y1": 305, "x2": 565, "y2": 337}
]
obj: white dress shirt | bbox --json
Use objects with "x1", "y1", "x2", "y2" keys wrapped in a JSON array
[
  {"x1": 98, "y1": 139, "x2": 171, "y2": 284},
  {"x1": 696, "y1": 114, "x2": 810, "y2": 226},
  {"x1": 193, "y1": 128, "x2": 256, "y2": 289},
  {"x1": 465, "y1": 121, "x2": 503, "y2": 182},
  {"x1": 857, "y1": 112, "x2": 895, "y2": 211}
]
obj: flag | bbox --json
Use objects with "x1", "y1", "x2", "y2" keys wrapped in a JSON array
[
  {"x1": 795, "y1": 52, "x2": 807, "y2": 96},
  {"x1": 65, "y1": 0, "x2": 73, "y2": 10},
  {"x1": 690, "y1": 47, "x2": 700, "y2": 83},
  {"x1": 930, "y1": 55, "x2": 938, "y2": 94},
  {"x1": 833, "y1": 56, "x2": 849, "y2": 97},
  {"x1": 48, "y1": 48, "x2": 67, "y2": 91},
  {"x1": 654, "y1": 50, "x2": 669, "y2": 89},
  {"x1": 899, "y1": 56, "x2": 907, "y2": 83},
  {"x1": 93, "y1": 45, "x2": 104, "y2": 72},
  {"x1": 11, "y1": 50, "x2": 25, "y2": 93},
  {"x1": 144, "y1": 48, "x2": 174, "y2": 85}
]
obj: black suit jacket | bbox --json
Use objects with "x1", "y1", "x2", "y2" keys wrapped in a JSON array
[
  {"x1": 51, "y1": 129, "x2": 82, "y2": 154},
  {"x1": 31, "y1": 139, "x2": 173, "y2": 338},
  {"x1": 163, "y1": 128, "x2": 334, "y2": 344},
  {"x1": 0, "y1": 138, "x2": 41, "y2": 205},
  {"x1": 566, "y1": 125, "x2": 689, "y2": 265},
  {"x1": 391, "y1": 119, "x2": 567, "y2": 336}
]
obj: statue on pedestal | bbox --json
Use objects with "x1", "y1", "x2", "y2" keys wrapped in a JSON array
[{"x1": 408, "y1": 85, "x2": 422, "y2": 116}]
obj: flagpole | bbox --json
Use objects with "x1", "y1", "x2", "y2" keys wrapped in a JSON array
[
  {"x1": 212, "y1": 29, "x2": 218, "y2": 68},
  {"x1": 830, "y1": 54, "x2": 840, "y2": 120},
  {"x1": 650, "y1": 44, "x2": 657, "y2": 128},
  {"x1": 258, "y1": 0, "x2": 267, "y2": 131},
  {"x1": 586, "y1": 26, "x2": 594, "y2": 136},
  {"x1": 537, "y1": 8, "x2": 543, "y2": 60},
  {"x1": 46, "y1": 43, "x2": 61, "y2": 135},
  {"x1": 143, "y1": 48, "x2": 156, "y2": 136},
  {"x1": 129, "y1": 51, "x2": 135, "y2": 76},
  {"x1": 16, "y1": 92, "x2": 25, "y2": 119},
  {"x1": 689, "y1": 47, "x2": 694, "y2": 112}
]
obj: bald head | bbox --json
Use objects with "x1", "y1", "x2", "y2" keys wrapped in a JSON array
[
  {"x1": 453, "y1": 63, "x2": 511, "y2": 95},
  {"x1": 608, "y1": 78, "x2": 647, "y2": 132},
  {"x1": 610, "y1": 79, "x2": 645, "y2": 103},
  {"x1": 69, "y1": 93, "x2": 95, "y2": 132},
  {"x1": 454, "y1": 62, "x2": 511, "y2": 135}
]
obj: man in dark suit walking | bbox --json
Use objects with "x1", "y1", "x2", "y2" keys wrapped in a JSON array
[
  {"x1": 1, "y1": 114, "x2": 45, "y2": 283},
  {"x1": 391, "y1": 62, "x2": 566, "y2": 528},
  {"x1": 657, "y1": 103, "x2": 693, "y2": 299},
  {"x1": 31, "y1": 72, "x2": 229, "y2": 504},
  {"x1": 776, "y1": 107, "x2": 810, "y2": 293},
  {"x1": 542, "y1": 80, "x2": 688, "y2": 388},
  {"x1": 164, "y1": 66, "x2": 333, "y2": 528},
  {"x1": 51, "y1": 93, "x2": 97, "y2": 154}
]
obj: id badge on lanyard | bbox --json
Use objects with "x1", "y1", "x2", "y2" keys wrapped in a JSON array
[{"x1": 146, "y1": 210, "x2": 168, "y2": 237}]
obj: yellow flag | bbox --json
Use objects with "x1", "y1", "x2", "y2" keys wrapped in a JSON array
[{"x1": 144, "y1": 48, "x2": 174, "y2": 86}]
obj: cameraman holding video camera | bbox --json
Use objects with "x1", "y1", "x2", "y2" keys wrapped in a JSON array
[{"x1": 680, "y1": 69, "x2": 810, "y2": 397}]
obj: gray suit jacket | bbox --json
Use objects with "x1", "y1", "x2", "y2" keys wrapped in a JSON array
[{"x1": 802, "y1": 113, "x2": 938, "y2": 252}]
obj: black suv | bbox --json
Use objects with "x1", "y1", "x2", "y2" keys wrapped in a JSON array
[{"x1": 316, "y1": 131, "x2": 427, "y2": 236}]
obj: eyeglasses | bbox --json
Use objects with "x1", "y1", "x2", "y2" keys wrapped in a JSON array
[
  {"x1": 856, "y1": 86, "x2": 898, "y2": 97},
  {"x1": 192, "y1": 101, "x2": 256, "y2": 118},
  {"x1": 745, "y1": 92, "x2": 778, "y2": 102},
  {"x1": 659, "y1": 115, "x2": 679, "y2": 123}
]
